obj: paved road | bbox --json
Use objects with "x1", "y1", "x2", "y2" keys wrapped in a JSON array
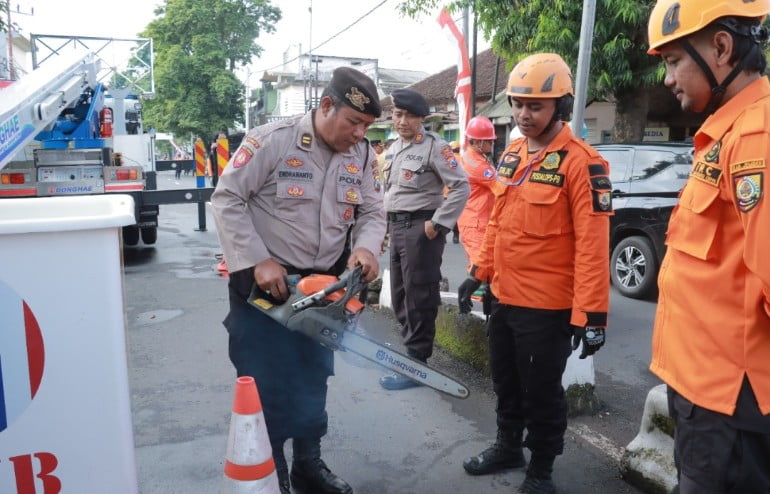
[{"x1": 127, "y1": 173, "x2": 657, "y2": 493}]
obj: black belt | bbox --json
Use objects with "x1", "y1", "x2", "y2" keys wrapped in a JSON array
[{"x1": 387, "y1": 210, "x2": 435, "y2": 223}]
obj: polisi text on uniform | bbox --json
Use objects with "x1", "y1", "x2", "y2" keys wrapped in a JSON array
[{"x1": 338, "y1": 175, "x2": 362, "y2": 186}]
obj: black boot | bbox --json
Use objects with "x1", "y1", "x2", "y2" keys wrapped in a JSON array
[
  {"x1": 519, "y1": 454, "x2": 556, "y2": 494},
  {"x1": 272, "y1": 439, "x2": 291, "y2": 494},
  {"x1": 462, "y1": 429, "x2": 526, "y2": 475},
  {"x1": 290, "y1": 458, "x2": 353, "y2": 494}
]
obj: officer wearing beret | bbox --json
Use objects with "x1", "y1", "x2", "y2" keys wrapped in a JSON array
[
  {"x1": 212, "y1": 66, "x2": 386, "y2": 494},
  {"x1": 379, "y1": 88, "x2": 469, "y2": 390}
]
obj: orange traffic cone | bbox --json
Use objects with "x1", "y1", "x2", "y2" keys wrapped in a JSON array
[{"x1": 221, "y1": 376, "x2": 281, "y2": 494}]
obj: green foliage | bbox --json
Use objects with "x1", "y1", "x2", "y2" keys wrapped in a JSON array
[
  {"x1": 399, "y1": 0, "x2": 660, "y2": 102},
  {"x1": 140, "y1": 0, "x2": 280, "y2": 139},
  {"x1": 434, "y1": 305, "x2": 490, "y2": 374}
]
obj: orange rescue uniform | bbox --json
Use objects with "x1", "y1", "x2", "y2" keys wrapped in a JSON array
[
  {"x1": 457, "y1": 147, "x2": 497, "y2": 265},
  {"x1": 474, "y1": 124, "x2": 612, "y2": 327},
  {"x1": 650, "y1": 76, "x2": 770, "y2": 416}
]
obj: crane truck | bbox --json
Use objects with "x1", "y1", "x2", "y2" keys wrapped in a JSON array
[{"x1": 0, "y1": 49, "x2": 213, "y2": 245}]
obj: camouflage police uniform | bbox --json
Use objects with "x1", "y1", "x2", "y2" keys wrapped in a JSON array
[{"x1": 211, "y1": 67, "x2": 384, "y2": 494}]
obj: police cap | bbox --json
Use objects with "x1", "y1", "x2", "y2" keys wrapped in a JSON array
[
  {"x1": 392, "y1": 88, "x2": 430, "y2": 117},
  {"x1": 328, "y1": 67, "x2": 382, "y2": 118}
]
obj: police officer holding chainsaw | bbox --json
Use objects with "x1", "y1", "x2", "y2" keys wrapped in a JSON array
[
  {"x1": 211, "y1": 67, "x2": 385, "y2": 494},
  {"x1": 379, "y1": 88, "x2": 469, "y2": 390}
]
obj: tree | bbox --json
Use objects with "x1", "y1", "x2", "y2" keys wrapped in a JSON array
[
  {"x1": 398, "y1": 0, "x2": 664, "y2": 141},
  {"x1": 140, "y1": 0, "x2": 280, "y2": 140}
]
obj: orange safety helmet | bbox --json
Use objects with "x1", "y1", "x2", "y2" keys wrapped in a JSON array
[
  {"x1": 648, "y1": 0, "x2": 770, "y2": 54},
  {"x1": 507, "y1": 53, "x2": 575, "y2": 122},
  {"x1": 506, "y1": 53, "x2": 574, "y2": 99},
  {"x1": 465, "y1": 116, "x2": 497, "y2": 140}
]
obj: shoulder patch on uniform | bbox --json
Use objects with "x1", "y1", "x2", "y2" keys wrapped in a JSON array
[
  {"x1": 590, "y1": 176, "x2": 612, "y2": 190},
  {"x1": 232, "y1": 146, "x2": 254, "y2": 168},
  {"x1": 440, "y1": 144, "x2": 458, "y2": 168},
  {"x1": 692, "y1": 161, "x2": 722, "y2": 186},
  {"x1": 529, "y1": 171, "x2": 564, "y2": 187},
  {"x1": 588, "y1": 164, "x2": 607, "y2": 176},
  {"x1": 734, "y1": 172, "x2": 763, "y2": 212},
  {"x1": 704, "y1": 141, "x2": 721, "y2": 163},
  {"x1": 591, "y1": 189, "x2": 613, "y2": 213},
  {"x1": 731, "y1": 158, "x2": 765, "y2": 174}
]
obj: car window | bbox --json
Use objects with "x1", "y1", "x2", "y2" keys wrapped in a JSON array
[
  {"x1": 631, "y1": 149, "x2": 692, "y2": 182},
  {"x1": 599, "y1": 149, "x2": 632, "y2": 183}
]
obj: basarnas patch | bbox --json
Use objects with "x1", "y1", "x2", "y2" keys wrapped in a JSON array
[{"x1": 734, "y1": 173, "x2": 763, "y2": 212}]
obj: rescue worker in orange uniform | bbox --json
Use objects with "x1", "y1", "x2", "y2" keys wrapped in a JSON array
[
  {"x1": 457, "y1": 54, "x2": 612, "y2": 494},
  {"x1": 456, "y1": 116, "x2": 497, "y2": 272},
  {"x1": 646, "y1": 0, "x2": 770, "y2": 491}
]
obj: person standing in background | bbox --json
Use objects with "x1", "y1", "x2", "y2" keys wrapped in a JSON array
[
  {"x1": 455, "y1": 116, "x2": 497, "y2": 315},
  {"x1": 379, "y1": 88, "x2": 469, "y2": 391}
]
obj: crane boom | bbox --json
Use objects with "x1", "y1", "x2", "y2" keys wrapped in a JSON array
[{"x1": 0, "y1": 53, "x2": 99, "y2": 170}]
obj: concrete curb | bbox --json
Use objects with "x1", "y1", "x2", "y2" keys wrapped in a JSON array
[{"x1": 620, "y1": 384, "x2": 678, "y2": 494}]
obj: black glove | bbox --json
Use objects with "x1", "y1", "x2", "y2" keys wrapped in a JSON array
[
  {"x1": 571, "y1": 325, "x2": 606, "y2": 359},
  {"x1": 457, "y1": 278, "x2": 481, "y2": 314},
  {"x1": 482, "y1": 284, "x2": 493, "y2": 317}
]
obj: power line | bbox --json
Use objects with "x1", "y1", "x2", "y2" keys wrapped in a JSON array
[{"x1": 253, "y1": 0, "x2": 390, "y2": 74}]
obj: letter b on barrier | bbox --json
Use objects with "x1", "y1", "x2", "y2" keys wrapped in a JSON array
[{"x1": 6, "y1": 453, "x2": 62, "y2": 494}]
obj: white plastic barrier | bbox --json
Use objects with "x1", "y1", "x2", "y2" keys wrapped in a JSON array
[{"x1": 0, "y1": 195, "x2": 138, "y2": 494}]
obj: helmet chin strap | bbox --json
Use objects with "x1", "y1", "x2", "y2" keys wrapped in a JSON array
[{"x1": 679, "y1": 38, "x2": 749, "y2": 115}]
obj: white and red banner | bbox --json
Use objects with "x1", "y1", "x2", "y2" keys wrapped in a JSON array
[{"x1": 437, "y1": 8, "x2": 472, "y2": 146}]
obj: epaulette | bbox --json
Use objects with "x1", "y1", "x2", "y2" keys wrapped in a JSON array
[
  {"x1": 738, "y1": 102, "x2": 770, "y2": 137},
  {"x1": 254, "y1": 115, "x2": 302, "y2": 139}
]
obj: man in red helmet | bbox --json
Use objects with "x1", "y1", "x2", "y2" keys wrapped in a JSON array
[
  {"x1": 456, "y1": 116, "x2": 497, "y2": 309},
  {"x1": 646, "y1": 0, "x2": 770, "y2": 491}
]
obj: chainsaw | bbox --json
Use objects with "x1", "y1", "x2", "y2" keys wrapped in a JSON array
[{"x1": 247, "y1": 266, "x2": 469, "y2": 399}]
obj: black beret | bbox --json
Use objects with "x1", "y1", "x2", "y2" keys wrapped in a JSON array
[
  {"x1": 328, "y1": 67, "x2": 382, "y2": 118},
  {"x1": 391, "y1": 88, "x2": 430, "y2": 117}
]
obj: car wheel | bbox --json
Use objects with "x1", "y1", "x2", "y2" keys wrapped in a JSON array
[
  {"x1": 611, "y1": 235, "x2": 658, "y2": 299},
  {"x1": 122, "y1": 225, "x2": 139, "y2": 246}
]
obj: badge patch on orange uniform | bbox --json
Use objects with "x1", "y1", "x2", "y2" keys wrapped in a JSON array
[
  {"x1": 541, "y1": 152, "x2": 561, "y2": 170},
  {"x1": 704, "y1": 141, "x2": 721, "y2": 163},
  {"x1": 734, "y1": 173, "x2": 762, "y2": 212},
  {"x1": 591, "y1": 190, "x2": 613, "y2": 212},
  {"x1": 692, "y1": 161, "x2": 722, "y2": 186},
  {"x1": 529, "y1": 171, "x2": 564, "y2": 186},
  {"x1": 233, "y1": 147, "x2": 253, "y2": 168},
  {"x1": 731, "y1": 159, "x2": 765, "y2": 174}
]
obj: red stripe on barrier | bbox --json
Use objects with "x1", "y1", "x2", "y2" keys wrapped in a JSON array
[
  {"x1": 195, "y1": 140, "x2": 206, "y2": 176},
  {"x1": 224, "y1": 457, "x2": 276, "y2": 482}
]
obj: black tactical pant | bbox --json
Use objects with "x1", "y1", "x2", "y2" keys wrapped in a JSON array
[
  {"x1": 487, "y1": 301, "x2": 572, "y2": 457},
  {"x1": 668, "y1": 379, "x2": 770, "y2": 493},
  {"x1": 224, "y1": 269, "x2": 333, "y2": 441},
  {"x1": 388, "y1": 216, "x2": 445, "y2": 361}
]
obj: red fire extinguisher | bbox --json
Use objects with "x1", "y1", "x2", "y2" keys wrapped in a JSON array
[{"x1": 100, "y1": 107, "x2": 113, "y2": 137}]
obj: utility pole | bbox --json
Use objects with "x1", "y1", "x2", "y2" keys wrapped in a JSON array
[
  {"x1": 571, "y1": 0, "x2": 597, "y2": 138},
  {"x1": 6, "y1": 0, "x2": 14, "y2": 80},
  {"x1": 4, "y1": 1, "x2": 33, "y2": 81}
]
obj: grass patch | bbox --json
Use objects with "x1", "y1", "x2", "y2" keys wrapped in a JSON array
[{"x1": 434, "y1": 305, "x2": 490, "y2": 374}]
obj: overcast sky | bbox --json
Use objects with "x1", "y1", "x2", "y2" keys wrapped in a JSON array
[{"x1": 14, "y1": 0, "x2": 491, "y2": 81}]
